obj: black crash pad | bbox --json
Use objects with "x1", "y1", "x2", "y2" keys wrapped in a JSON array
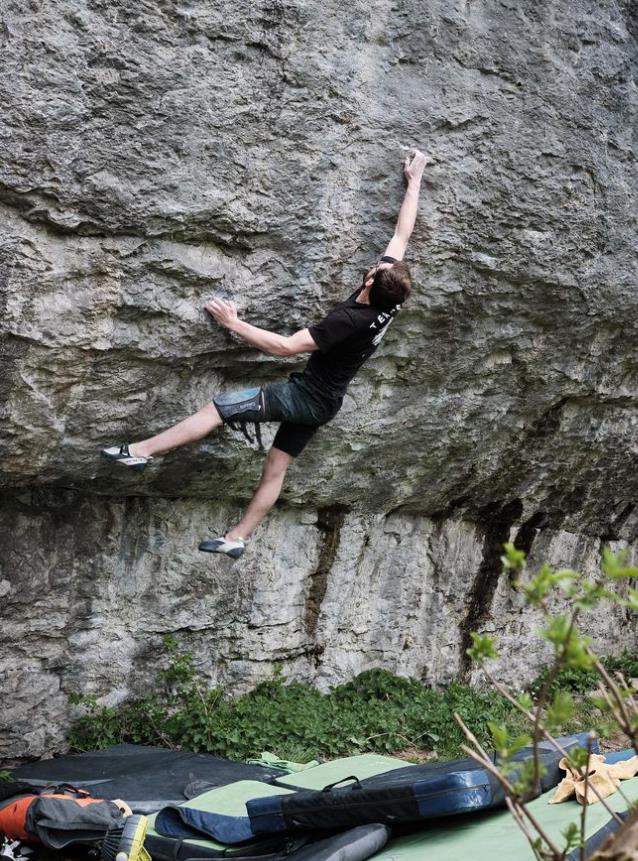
[{"x1": 13, "y1": 744, "x2": 285, "y2": 809}]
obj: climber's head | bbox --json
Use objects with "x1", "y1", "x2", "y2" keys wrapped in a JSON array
[{"x1": 362, "y1": 261, "x2": 412, "y2": 311}]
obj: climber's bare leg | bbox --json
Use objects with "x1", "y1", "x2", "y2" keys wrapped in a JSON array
[
  {"x1": 130, "y1": 403, "x2": 222, "y2": 458},
  {"x1": 226, "y1": 447, "x2": 293, "y2": 540},
  {"x1": 198, "y1": 446, "x2": 293, "y2": 558}
]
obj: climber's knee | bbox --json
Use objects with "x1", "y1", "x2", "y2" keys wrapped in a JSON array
[{"x1": 263, "y1": 446, "x2": 293, "y2": 481}]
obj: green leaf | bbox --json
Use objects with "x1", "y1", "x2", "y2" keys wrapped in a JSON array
[
  {"x1": 502, "y1": 542, "x2": 526, "y2": 573},
  {"x1": 624, "y1": 588, "x2": 638, "y2": 613},
  {"x1": 508, "y1": 757, "x2": 545, "y2": 796},
  {"x1": 546, "y1": 690, "x2": 574, "y2": 732},
  {"x1": 487, "y1": 723, "x2": 531, "y2": 761},
  {"x1": 542, "y1": 614, "x2": 572, "y2": 647},
  {"x1": 509, "y1": 733, "x2": 533, "y2": 756},
  {"x1": 561, "y1": 821, "x2": 582, "y2": 852},
  {"x1": 516, "y1": 692, "x2": 534, "y2": 712},
  {"x1": 541, "y1": 616, "x2": 594, "y2": 669},
  {"x1": 487, "y1": 722, "x2": 509, "y2": 757},
  {"x1": 601, "y1": 546, "x2": 638, "y2": 579},
  {"x1": 466, "y1": 632, "x2": 499, "y2": 665},
  {"x1": 573, "y1": 581, "x2": 617, "y2": 611},
  {"x1": 553, "y1": 568, "x2": 581, "y2": 584},
  {"x1": 567, "y1": 745, "x2": 593, "y2": 770},
  {"x1": 523, "y1": 565, "x2": 577, "y2": 607}
]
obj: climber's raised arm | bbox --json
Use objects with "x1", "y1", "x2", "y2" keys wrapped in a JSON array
[
  {"x1": 382, "y1": 149, "x2": 428, "y2": 262},
  {"x1": 205, "y1": 297, "x2": 318, "y2": 357}
]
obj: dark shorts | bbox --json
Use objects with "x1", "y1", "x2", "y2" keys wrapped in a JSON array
[{"x1": 213, "y1": 374, "x2": 341, "y2": 458}]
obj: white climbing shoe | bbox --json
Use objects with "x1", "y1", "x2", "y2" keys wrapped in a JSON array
[
  {"x1": 198, "y1": 536, "x2": 246, "y2": 560},
  {"x1": 101, "y1": 444, "x2": 151, "y2": 470}
]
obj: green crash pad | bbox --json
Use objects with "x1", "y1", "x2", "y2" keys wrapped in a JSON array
[
  {"x1": 275, "y1": 754, "x2": 413, "y2": 789},
  {"x1": 144, "y1": 758, "x2": 414, "y2": 856},
  {"x1": 146, "y1": 780, "x2": 295, "y2": 853},
  {"x1": 372, "y1": 775, "x2": 638, "y2": 861}
]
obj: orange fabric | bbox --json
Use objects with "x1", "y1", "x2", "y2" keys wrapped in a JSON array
[
  {"x1": 0, "y1": 792, "x2": 105, "y2": 842},
  {"x1": 45, "y1": 794, "x2": 103, "y2": 807},
  {"x1": 0, "y1": 796, "x2": 32, "y2": 840}
]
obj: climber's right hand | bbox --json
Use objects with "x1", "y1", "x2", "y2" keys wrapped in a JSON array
[{"x1": 403, "y1": 149, "x2": 428, "y2": 185}]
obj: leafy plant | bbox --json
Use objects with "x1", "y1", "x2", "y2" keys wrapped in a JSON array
[
  {"x1": 69, "y1": 644, "x2": 526, "y2": 762},
  {"x1": 461, "y1": 546, "x2": 638, "y2": 861},
  {"x1": 530, "y1": 651, "x2": 638, "y2": 698}
]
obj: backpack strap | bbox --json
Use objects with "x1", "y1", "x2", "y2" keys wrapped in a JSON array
[{"x1": 227, "y1": 420, "x2": 265, "y2": 452}]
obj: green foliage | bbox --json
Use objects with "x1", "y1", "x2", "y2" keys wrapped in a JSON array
[
  {"x1": 561, "y1": 822, "x2": 582, "y2": 854},
  {"x1": 516, "y1": 692, "x2": 534, "y2": 713},
  {"x1": 590, "y1": 694, "x2": 609, "y2": 713},
  {"x1": 501, "y1": 542, "x2": 526, "y2": 574},
  {"x1": 541, "y1": 615, "x2": 593, "y2": 670},
  {"x1": 466, "y1": 542, "x2": 638, "y2": 861},
  {"x1": 487, "y1": 722, "x2": 531, "y2": 760},
  {"x1": 601, "y1": 547, "x2": 638, "y2": 579},
  {"x1": 522, "y1": 564, "x2": 577, "y2": 608},
  {"x1": 568, "y1": 579, "x2": 616, "y2": 611},
  {"x1": 531, "y1": 837, "x2": 544, "y2": 857},
  {"x1": 515, "y1": 547, "x2": 637, "y2": 616},
  {"x1": 623, "y1": 588, "x2": 638, "y2": 613},
  {"x1": 68, "y1": 653, "x2": 526, "y2": 762},
  {"x1": 566, "y1": 745, "x2": 592, "y2": 770},
  {"x1": 0, "y1": 770, "x2": 12, "y2": 782},
  {"x1": 606, "y1": 651, "x2": 638, "y2": 681},
  {"x1": 508, "y1": 758, "x2": 546, "y2": 798},
  {"x1": 545, "y1": 690, "x2": 574, "y2": 734},
  {"x1": 530, "y1": 650, "x2": 638, "y2": 698},
  {"x1": 466, "y1": 632, "x2": 499, "y2": 665}
]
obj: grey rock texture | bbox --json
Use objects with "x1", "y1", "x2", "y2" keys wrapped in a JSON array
[
  {"x1": 1, "y1": 0, "x2": 638, "y2": 757},
  {"x1": 1, "y1": 490, "x2": 636, "y2": 759}
]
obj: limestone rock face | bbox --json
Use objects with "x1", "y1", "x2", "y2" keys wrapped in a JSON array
[
  {"x1": 1, "y1": 490, "x2": 635, "y2": 759},
  {"x1": 1, "y1": 1, "x2": 638, "y2": 758}
]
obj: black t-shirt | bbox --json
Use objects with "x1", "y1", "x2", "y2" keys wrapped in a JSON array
[{"x1": 304, "y1": 287, "x2": 401, "y2": 400}]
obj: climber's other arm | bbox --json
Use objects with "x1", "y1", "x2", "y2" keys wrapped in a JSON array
[{"x1": 205, "y1": 298, "x2": 318, "y2": 357}]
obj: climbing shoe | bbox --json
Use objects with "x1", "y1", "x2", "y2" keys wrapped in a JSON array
[
  {"x1": 198, "y1": 536, "x2": 246, "y2": 559},
  {"x1": 101, "y1": 444, "x2": 151, "y2": 470}
]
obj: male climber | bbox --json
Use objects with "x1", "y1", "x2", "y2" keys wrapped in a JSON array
[{"x1": 102, "y1": 150, "x2": 428, "y2": 558}]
